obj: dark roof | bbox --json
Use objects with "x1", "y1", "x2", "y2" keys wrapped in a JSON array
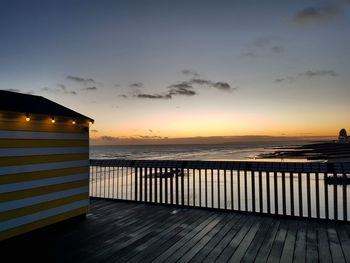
[{"x1": 0, "y1": 90, "x2": 93, "y2": 121}]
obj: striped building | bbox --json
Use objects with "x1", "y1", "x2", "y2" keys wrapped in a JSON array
[{"x1": 0, "y1": 90, "x2": 93, "y2": 241}]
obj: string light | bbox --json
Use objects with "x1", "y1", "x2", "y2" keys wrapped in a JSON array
[
  {"x1": 51, "y1": 117, "x2": 55, "y2": 124},
  {"x1": 72, "y1": 119, "x2": 76, "y2": 125},
  {"x1": 89, "y1": 121, "x2": 93, "y2": 127},
  {"x1": 25, "y1": 114, "x2": 30, "y2": 122}
]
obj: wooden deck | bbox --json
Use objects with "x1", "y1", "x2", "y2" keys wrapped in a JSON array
[{"x1": 2, "y1": 199, "x2": 350, "y2": 263}]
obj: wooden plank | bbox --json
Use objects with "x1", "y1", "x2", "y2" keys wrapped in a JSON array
[
  {"x1": 128, "y1": 210, "x2": 210, "y2": 263},
  {"x1": 317, "y1": 222, "x2": 332, "y2": 263},
  {"x1": 254, "y1": 220, "x2": 280, "y2": 263},
  {"x1": 175, "y1": 214, "x2": 234, "y2": 263},
  {"x1": 267, "y1": 220, "x2": 288, "y2": 263},
  {"x1": 228, "y1": 216, "x2": 266, "y2": 262},
  {"x1": 306, "y1": 222, "x2": 318, "y2": 263},
  {"x1": 203, "y1": 215, "x2": 249, "y2": 262},
  {"x1": 214, "y1": 216, "x2": 255, "y2": 262},
  {"x1": 280, "y1": 220, "x2": 298, "y2": 263},
  {"x1": 192, "y1": 214, "x2": 242, "y2": 262},
  {"x1": 240, "y1": 217, "x2": 274, "y2": 263},
  {"x1": 327, "y1": 226, "x2": 346, "y2": 263},
  {"x1": 152, "y1": 213, "x2": 221, "y2": 263},
  {"x1": 336, "y1": 224, "x2": 350, "y2": 262}
]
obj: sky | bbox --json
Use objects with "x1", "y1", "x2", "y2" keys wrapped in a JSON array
[{"x1": 1, "y1": 0, "x2": 349, "y2": 144}]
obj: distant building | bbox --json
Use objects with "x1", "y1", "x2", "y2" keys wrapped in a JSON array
[{"x1": 338, "y1": 128, "x2": 348, "y2": 144}]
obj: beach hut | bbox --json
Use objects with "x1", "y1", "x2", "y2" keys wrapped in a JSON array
[{"x1": 0, "y1": 90, "x2": 93, "y2": 241}]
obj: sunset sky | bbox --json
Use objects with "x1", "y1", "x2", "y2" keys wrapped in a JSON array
[{"x1": 1, "y1": 0, "x2": 349, "y2": 144}]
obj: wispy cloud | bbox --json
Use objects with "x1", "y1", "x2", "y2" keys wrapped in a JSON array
[
  {"x1": 136, "y1": 93, "x2": 172, "y2": 99},
  {"x1": 274, "y1": 69, "x2": 338, "y2": 83},
  {"x1": 66, "y1": 75, "x2": 102, "y2": 86},
  {"x1": 120, "y1": 70, "x2": 234, "y2": 100},
  {"x1": 242, "y1": 36, "x2": 285, "y2": 57},
  {"x1": 292, "y1": 6, "x2": 340, "y2": 25},
  {"x1": 129, "y1": 82, "x2": 144, "y2": 88},
  {"x1": 300, "y1": 70, "x2": 338, "y2": 78},
  {"x1": 41, "y1": 85, "x2": 76, "y2": 95},
  {"x1": 181, "y1": 69, "x2": 200, "y2": 77},
  {"x1": 83, "y1": 86, "x2": 97, "y2": 91}
]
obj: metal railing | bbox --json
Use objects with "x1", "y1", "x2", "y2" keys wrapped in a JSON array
[{"x1": 89, "y1": 159, "x2": 350, "y2": 221}]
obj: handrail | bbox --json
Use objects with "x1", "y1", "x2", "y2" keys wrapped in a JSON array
[{"x1": 89, "y1": 159, "x2": 350, "y2": 221}]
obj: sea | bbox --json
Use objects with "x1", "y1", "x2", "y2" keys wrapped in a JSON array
[{"x1": 90, "y1": 140, "x2": 314, "y2": 161}]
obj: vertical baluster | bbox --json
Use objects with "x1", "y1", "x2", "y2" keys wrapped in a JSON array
[
  {"x1": 252, "y1": 171, "x2": 256, "y2": 212},
  {"x1": 122, "y1": 166, "x2": 125, "y2": 199},
  {"x1": 217, "y1": 169, "x2": 220, "y2": 209},
  {"x1": 181, "y1": 168, "x2": 184, "y2": 206},
  {"x1": 175, "y1": 168, "x2": 179, "y2": 205},
  {"x1": 187, "y1": 168, "x2": 190, "y2": 206},
  {"x1": 139, "y1": 167, "x2": 143, "y2": 202},
  {"x1": 259, "y1": 171, "x2": 263, "y2": 213},
  {"x1": 324, "y1": 173, "x2": 329, "y2": 220},
  {"x1": 307, "y1": 172, "x2": 311, "y2": 218},
  {"x1": 244, "y1": 170, "x2": 248, "y2": 211},
  {"x1": 199, "y1": 169, "x2": 202, "y2": 207},
  {"x1": 108, "y1": 166, "x2": 110, "y2": 198},
  {"x1": 315, "y1": 173, "x2": 320, "y2": 219},
  {"x1": 237, "y1": 170, "x2": 241, "y2": 211},
  {"x1": 99, "y1": 166, "x2": 102, "y2": 198},
  {"x1": 211, "y1": 169, "x2": 214, "y2": 208},
  {"x1": 193, "y1": 169, "x2": 196, "y2": 206},
  {"x1": 149, "y1": 167, "x2": 153, "y2": 203},
  {"x1": 274, "y1": 172, "x2": 278, "y2": 215},
  {"x1": 343, "y1": 172, "x2": 347, "y2": 221},
  {"x1": 230, "y1": 170, "x2": 234, "y2": 210},
  {"x1": 266, "y1": 172, "x2": 271, "y2": 214},
  {"x1": 155, "y1": 167, "x2": 158, "y2": 203},
  {"x1": 160, "y1": 168, "x2": 163, "y2": 203},
  {"x1": 112, "y1": 166, "x2": 115, "y2": 199},
  {"x1": 224, "y1": 170, "x2": 227, "y2": 210},
  {"x1": 282, "y1": 172, "x2": 286, "y2": 216},
  {"x1": 205, "y1": 169, "x2": 208, "y2": 208},
  {"x1": 134, "y1": 168, "x2": 138, "y2": 201},
  {"x1": 103, "y1": 166, "x2": 106, "y2": 198},
  {"x1": 143, "y1": 167, "x2": 148, "y2": 202},
  {"x1": 165, "y1": 168, "x2": 168, "y2": 204},
  {"x1": 130, "y1": 167, "x2": 133, "y2": 200},
  {"x1": 298, "y1": 173, "x2": 302, "y2": 217},
  {"x1": 334, "y1": 173, "x2": 338, "y2": 220},
  {"x1": 170, "y1": 168, "x2": 174, "y2": 205},
  {"x1": 290, "y1": 173, "x2": 294, "y2": 216}
]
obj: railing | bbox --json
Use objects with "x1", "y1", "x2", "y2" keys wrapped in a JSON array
[{"x1": 89, "y1": 159, "x2": 350, "y2": 222}]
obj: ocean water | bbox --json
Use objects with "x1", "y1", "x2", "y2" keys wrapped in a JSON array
[{"x1": 90, "y1": 140, "x2": 312, "y2": 161}]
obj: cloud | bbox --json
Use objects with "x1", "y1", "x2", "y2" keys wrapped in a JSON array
[
  {"x1": 292, "y1": 6, "x2": 340, "y2": 24},
  {"x1": 300, "y1": 70, "x2": 338, "y2": 78},
  {"x1": 91, "y1": 129, "x2": 99, "y2": 133},
  {"x1": 181, "y1": 69, "x2": 200, "y2": 77},
  {"x1": 213, "y1": 82, "x2": 233, "y2": 91},
  {"x1": 242, "y1": 36, "x2": 285, "y2": 57},
  {"x1": 189, "y1": 78, "x2": 212, "y2": 85},
  {"x1": 83, "y1": 86, "x2": 97, "y2": 91},
  {"x1": 129, "y1": 82, "x2": 144, "y2": 88},
  {"x1": 136, "y1": 93, "x2": 172, "y2": 99},
  {"x1": 274, "y1": 78, "x2": 285, "y2": 83},
  {"x1": 274, "y1": 69, "x2": 338, "y2": 83},
  {"x1": 66, "y1": 75, "x2": 98, "y2": 85},
  {"x1": 57, "y1": 84, "x2": 77, "y2": 95},
  {"x1": 271, "y1": 46, "x2": 284, "y2": 54},
  {"x1": 122, "y1": 70, "x2": 234, "y2": 100}
]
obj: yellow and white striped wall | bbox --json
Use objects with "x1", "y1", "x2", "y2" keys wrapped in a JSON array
[{"x1": 0, "y1": 112, "x2": 91, "y2": 241}]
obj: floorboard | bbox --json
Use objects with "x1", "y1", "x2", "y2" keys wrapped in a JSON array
[{"x1": 0, "y1": 198, "x2": 348, "y2": 263}]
